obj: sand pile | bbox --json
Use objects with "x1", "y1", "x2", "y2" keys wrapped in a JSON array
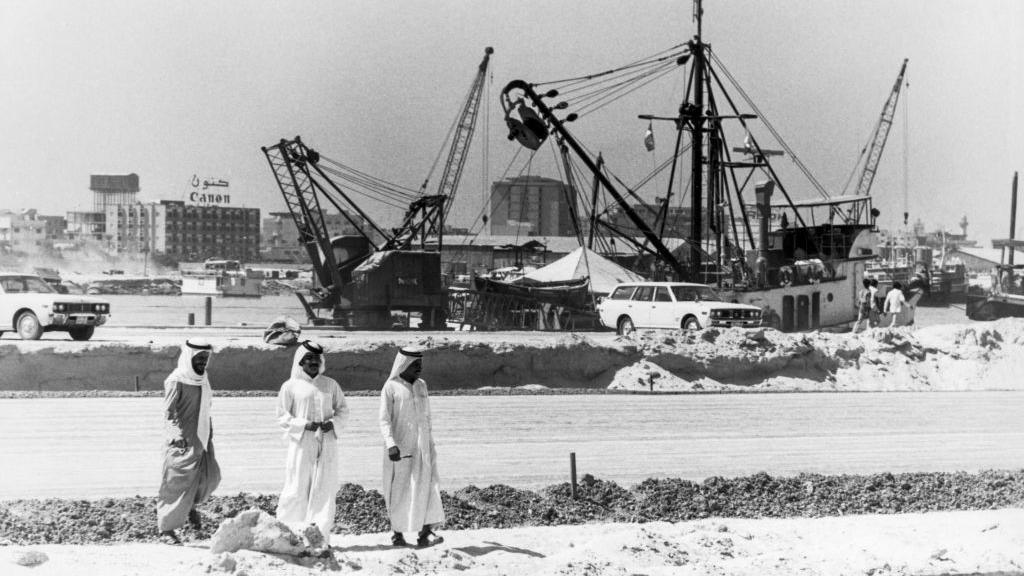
[
  {"x1": 2, "y1": 319, "x2": 1022, "y2": 393},
  {"x1": 609, "y1": 318, "x2": 1024, "y2": 392}
]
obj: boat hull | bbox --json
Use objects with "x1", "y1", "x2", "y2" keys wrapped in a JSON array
[
  {"x1": 722, "y1": 259, "x2": 919, "y2": 331},
  {"x1": 181, "y1": 274, "x2": 261, "y2": 298}
]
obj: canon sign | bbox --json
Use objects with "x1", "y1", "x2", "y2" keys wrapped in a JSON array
[{"x1": 189, "y1": 175, "x2": 231, "y2": 205}]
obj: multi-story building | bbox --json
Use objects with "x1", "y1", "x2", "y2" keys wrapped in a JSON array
[
  {"x1": 105, "y1": 200, "x2": 260, "y2": 262},
  {"x1": 65, "y1": 174, "x2": 141, "y2": 242},
  {"x1": 90, "y1": 174, "x2": 139, "y2": 212},
  {"x1": 0, "y1": 209, "x2": 49, "y2": 254},
  {"x1": 605, "y1": 202, "x2": 695, "y2": 239},
  {"x1": 261, "y1": 210, "x2": 369, "y2": 262},
  {"x1": 489, "y1": 175, "x2": 576, "y2": 237}
]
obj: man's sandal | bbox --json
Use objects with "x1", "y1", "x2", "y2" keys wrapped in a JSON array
[
  {"x1": 188, "y1": 509, "x2": 202, "y2": 529},
  {"x1": 391, "y1": 533, "x2": 408, "y2": 547},
  {"x1": 158, "y1": 530, "x2": 182, "y2": 545},
  {"x1": 416, "y1": 530, "x2": 444, "y2": 548}
]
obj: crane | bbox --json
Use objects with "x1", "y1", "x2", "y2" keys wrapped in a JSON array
[
  {"x1": 261, "y1": 48, "x2": 494, "y2": 328},
  {"x1": 847, "y1": 58, "x2": 909, "y2": 219},
  {"x1": 388, "y1": 47, "x2": 494, "y2": 251}
]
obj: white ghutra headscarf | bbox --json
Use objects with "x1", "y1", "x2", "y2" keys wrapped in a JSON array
[
  {"x1": 388, "y1": 346, "x2": 424, "y2": 380},
  {"x1": 167, "y1": 338, "x2": 214, "y2": 450},
  {"x1": 290, "y1": 340, "x2": 326, "y2": 381}
]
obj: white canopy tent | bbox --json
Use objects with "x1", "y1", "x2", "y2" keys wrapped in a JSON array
[{"x1": 519, "y1": 247, "x2": 645, "y2": 295}]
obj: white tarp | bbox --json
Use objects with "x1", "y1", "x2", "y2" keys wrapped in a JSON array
[{"x1": 520, "y1": 247, "x2": 645, "y2": 295}]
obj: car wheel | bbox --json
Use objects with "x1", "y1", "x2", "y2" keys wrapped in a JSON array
[
  {"x1": 617, "y1": 316, "x2": 635, "y2": 336},
  {"x1": 16, "y1": 312, "x2": 43, "y2": 340},
  {"x1": 69, "y1": 326, "x2": 95, "y2": 341},
  {"x1": 682, "y1": 316, "x2": 701, "y2": 330}
]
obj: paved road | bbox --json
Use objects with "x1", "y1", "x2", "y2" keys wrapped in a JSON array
[{"x1": 2, "y1": 391, "x2": 1022, "y2": 499}]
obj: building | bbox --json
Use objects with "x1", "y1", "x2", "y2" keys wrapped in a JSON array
[
  {"x1": 948, "y1": 246, "x2": 1024, "y2": 274},
  {"x1": 90, "y1": 174, "x2": 139, "y2": 212},
  {"x1": 105, "y1": 200, "x2": 260, "y2": 262},
  {"x1": 0, "y1": 209, "x2": 49, "y2": 255},
  {"x1": 489, "y1": 176, "x2": 576, "y2": 237},
  {"x1": 64, "y1": 174, "x2": 142, "y2": 242},
  {"x1": 261, "y1": 210, "x2": 371, "y2": 262},
  {"x1": 605, "y1": 202, "x2": 696, "y2": 239}
]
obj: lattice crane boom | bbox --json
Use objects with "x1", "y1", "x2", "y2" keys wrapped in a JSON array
[{"x1": 855, "y1": 58, "x2": 909, "y2": 198}]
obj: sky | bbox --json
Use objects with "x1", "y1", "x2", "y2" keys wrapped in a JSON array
[{"x1": 1, "y1": 0, "x2": 1022, "y2": 247}]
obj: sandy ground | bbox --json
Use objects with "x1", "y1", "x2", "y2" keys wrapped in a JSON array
[{"x1": 4, "y1": 509, "x2": 1023, "y2": 576}]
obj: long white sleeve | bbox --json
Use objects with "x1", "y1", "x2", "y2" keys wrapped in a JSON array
[
  {"x1": 163, "y1": 380, "x2": 184, "y2": 442},
  {"x1": 379, "y1": 383, "x2": 396, "y2": 449},
  {"x1": 330, "y1": 383, "x2": 350, "y2": 431},
  {"x1": 276, "y1": 382, "x2": 307, "y2": 442}
]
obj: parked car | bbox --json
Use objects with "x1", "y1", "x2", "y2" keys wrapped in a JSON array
[
  {"x1": 0, "y1": 273, "x2": 110, "y2": 341},
  {"x1": 597, "y1": 281, "x2": 762, "y2": 334}
]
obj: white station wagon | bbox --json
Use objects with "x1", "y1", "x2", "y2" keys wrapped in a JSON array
[
  {"x1": 0, "y1": 273, "x2": 110, "y2": 341},
  {"x1": 597, "y1": 281, "x2": 762, "y2": 334}
]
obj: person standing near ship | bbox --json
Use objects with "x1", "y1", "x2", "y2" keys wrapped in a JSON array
[
  {"x1": 853, "y1": 278, "x2": 873, "y2": 332},
  {"x1": 884, "y1": 281, "x2": 908, "y2": 327},
  {"x1": 157, "y1": 338, "x2": 221, "y2": 545},
  {"x1": 275, "y1": 340, "x2": 349, "y2": 545}
]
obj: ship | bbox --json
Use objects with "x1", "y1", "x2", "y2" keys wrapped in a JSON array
[
  {"x1": 180, "y1": 259, "x2": 261, "y2": 298},
  {"x1": 493, "y1": 0, "x2": 922, "y2": 331}
]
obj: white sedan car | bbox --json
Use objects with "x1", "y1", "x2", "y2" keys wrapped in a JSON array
[
  {"x1": 597, "y1": 281, "x2": 762, "y2": 334},
  {"x1": 0, "y1": 273, "x2": 110, "y2": 340}
]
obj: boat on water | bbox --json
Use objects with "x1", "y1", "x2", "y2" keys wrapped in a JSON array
[
  {"x1": 494, "y1": 0, "x2": 919, "y2": 331},
  {"x1": 180, "y1": 259, "x2": 261, "y2": 298}
]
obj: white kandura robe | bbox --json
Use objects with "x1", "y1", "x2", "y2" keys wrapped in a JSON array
[
  {"x1": 379, "y1": 375, "x2": 445, "y2": 534},
  {"x1": 275, "y1": 351, "x2": 349, "y2": 544},
  {"x1": 157, "y1": 341, "x2": 220, "y2": 533}
]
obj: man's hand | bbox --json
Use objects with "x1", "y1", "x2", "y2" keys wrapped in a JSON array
[
  {"x1": 388, "y1": 446, "x2": 401, "y2": 462},
  {"x1": 169, "y1": 438, "x2": 188, "y2": 450},
  {"x1": 304, "y1": 421, "x2": 320, "y2": 431},
  {"x1": 321, "y1": 421, "x2": 334, "y2": 433}
]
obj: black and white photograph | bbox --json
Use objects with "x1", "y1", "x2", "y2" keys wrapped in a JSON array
[{"x1": 2, "y1": 0, "x2": 1023, "y2": 574}]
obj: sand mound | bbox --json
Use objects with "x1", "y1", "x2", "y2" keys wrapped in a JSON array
[
  {"x1": 609, "y1": 319, "x2": 1024, "y2": 392},
  {"x1": 2, "y1": 319, "x2": 1023, "y2": 393}
]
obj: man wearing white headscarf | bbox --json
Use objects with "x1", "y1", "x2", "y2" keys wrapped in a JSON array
[
  {"x1": 157, "y1": 338, "x2": 221, "y2": 544},
  {"x1": 275, "y1": 340, "x2": 349, "y2": 545},
  {"x1": 379, "y1": 346, "x2": 445, "y2": 548}
]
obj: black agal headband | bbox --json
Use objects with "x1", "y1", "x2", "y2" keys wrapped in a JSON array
[
  {"x1": 186, "y1": 340, "x2": 213, "y2": 351},
  {"x1": 302, "y1": 340, "x2": 324, "y2": 355}
]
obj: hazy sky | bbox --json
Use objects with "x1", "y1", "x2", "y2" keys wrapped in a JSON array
[{"x1": 2, "y1": 0, "x2": 1021, "y2": 246}]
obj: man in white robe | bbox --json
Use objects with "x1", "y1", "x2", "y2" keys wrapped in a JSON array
[
  {"x1": 379, "y1": 346, "x2": 445, "y2": 547},
  {"x1": 157, "y1": 338, "x2": 221, "y2": 544},
  {"x1": 276, "y1": 340, "x2": 349, "y2": 545}
]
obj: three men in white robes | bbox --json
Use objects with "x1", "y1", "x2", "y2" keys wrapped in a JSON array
[{"x1": 379, "y1": 346, "x2": 445, "y2": 547}]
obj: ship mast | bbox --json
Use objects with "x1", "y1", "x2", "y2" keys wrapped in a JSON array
[{"x1": 689, "y1": 0, "x2": 706, "y2": 280}]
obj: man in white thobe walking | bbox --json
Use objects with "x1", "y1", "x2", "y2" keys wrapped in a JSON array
[
  {"x1": 157, "y1": 338, "x2": 221, "y2": 544},
  {"x1": 276, "y1": 340, "x2": 349, "y2": 545},
  {"x1": 379, "y1": 346, "x2": 445, "y2": 548}
]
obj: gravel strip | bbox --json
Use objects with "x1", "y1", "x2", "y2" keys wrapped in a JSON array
[{"x1": 1, "y1": 470, "x2": 1022, "y2": 545}]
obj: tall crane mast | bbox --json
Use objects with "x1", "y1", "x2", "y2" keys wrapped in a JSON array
[
  {"x1": 390, "y1": 47, "x2": 493, "y2": 251},
  {"x1": 853, "y1": 58, "x2": 909, "y2": 200}
]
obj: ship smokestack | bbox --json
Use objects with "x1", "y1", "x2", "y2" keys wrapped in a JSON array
[{"x1": 755, "y1": 180, "x2": 775, "y2": 286}]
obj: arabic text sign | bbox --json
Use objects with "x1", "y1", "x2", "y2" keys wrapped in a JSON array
[{"x1": 189, "y1": 174, "x2": 231, "y2": 205}]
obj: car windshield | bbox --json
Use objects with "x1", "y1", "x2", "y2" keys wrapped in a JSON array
[
  {"x1": 670, "y1": 285, "x2": 722, "y2": 302},
  {"x1": 0, "y1": 276, "x2": 57, "y2": 294}
]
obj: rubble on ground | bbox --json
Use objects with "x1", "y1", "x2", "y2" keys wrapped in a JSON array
[{"x1": 2, "y1": 470, "x2": 1022, "y2": 545}]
